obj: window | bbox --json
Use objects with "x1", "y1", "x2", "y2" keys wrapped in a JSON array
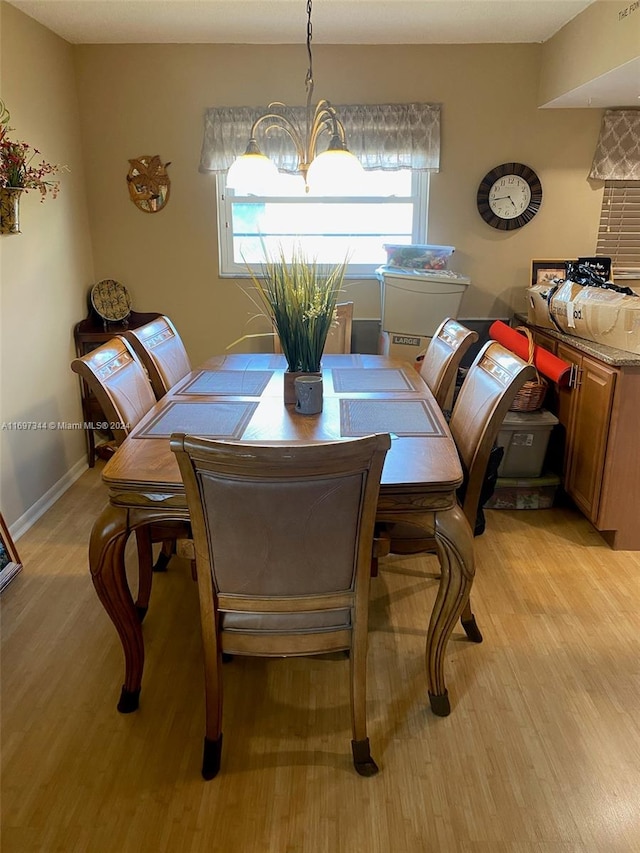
[
  {"x1": 596, "y1": 181, "x2": 640, "y2": 278},
  {"x1": 216, "y1": 169, "x2": 429, "y2": 277}
]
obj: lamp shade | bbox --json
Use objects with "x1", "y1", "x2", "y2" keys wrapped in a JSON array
[
  {"x1": 226, "y1": 152, "x2": 280, "y2": 196},
  {"x1": 306, "y1": 148, "x2": 365, "y2": 196}
]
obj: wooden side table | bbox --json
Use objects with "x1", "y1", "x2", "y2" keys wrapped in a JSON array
[{"x1": 73, "y1": 310, "x2": 161, "y2": 466}]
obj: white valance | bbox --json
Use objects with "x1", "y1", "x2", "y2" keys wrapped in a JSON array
[
  {"x1": 589, "y1": 109, "x2": 640, "y2": 181},
  {"x1": 199, "y1": 102, "x2": 441, "y2": 174}
]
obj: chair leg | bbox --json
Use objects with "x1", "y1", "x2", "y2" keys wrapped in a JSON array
[
  {"x1": 460, "y1": 599, "x2": 483, "y2": 643},
  {"x1": 134, "y1": 526, "x2": 154, "y2": 621},
  {"x1": 349, "y1": 637, "x2": 378, "y2": 777},
  {"x1": 202, "y1": 734, "x2": 223, "y2": 781},
  {"x1": 202, "y1": 641, "x2": 224, "y2": 780},
  {"x1": 351, "y1": 737, "x2": 378, "y2": 777},
  {"x1": 153, "y1": 538, "x2": 174, "y2": 572}
]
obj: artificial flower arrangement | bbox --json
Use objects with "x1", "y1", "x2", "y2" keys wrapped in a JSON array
[
  {"x1": 0, "y1": 99, "x2": 65, "y2": 201},
  {"x1": 231, "y1": 243, "x2": 348, "y2": 374}
]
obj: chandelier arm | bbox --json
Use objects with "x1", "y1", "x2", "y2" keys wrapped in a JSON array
[
  {"x1": 248, "y1": 113, "x2": 306, "y2": 169},
  {"x1": 308, "y1": 102, "x2": 348, "y2": 156}
]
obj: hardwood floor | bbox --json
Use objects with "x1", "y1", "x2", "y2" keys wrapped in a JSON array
[{"x1": 2, "y1": 464, "x2": 639, "y2": 852}]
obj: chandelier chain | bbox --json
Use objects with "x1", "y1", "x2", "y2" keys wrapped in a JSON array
[{"x1": 305, "y1": 0, "x2": 314, "y2": 96}]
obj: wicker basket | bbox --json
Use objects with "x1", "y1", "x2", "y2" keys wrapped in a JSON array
[{"x1": 509, "y1": 327, "x2": 547, "y2": 412}]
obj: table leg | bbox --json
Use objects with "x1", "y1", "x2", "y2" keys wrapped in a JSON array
[
  {"x1": 89, "y1": 504, "x2": 144, "y2": 713},
  {"x1": 427, "y1": 503, "x2": 475, "y2": 717}
]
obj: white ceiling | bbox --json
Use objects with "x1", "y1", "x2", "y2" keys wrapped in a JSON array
[
  {"x1": 6, "y1": 0, "x2": 639, "y2": 107},
  {"x1": 5, "y1": 0, "x2": 597, "y2": 45}
]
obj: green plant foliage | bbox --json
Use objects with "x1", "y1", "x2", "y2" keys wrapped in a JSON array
[{"x1": 244, "y1": 245, "x2": 348, "y2": 372}]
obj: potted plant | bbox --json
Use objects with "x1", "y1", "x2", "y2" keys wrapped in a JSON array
[
  {"x1": 239, "y1": 244, "x2": 348, "y2": 402},
  {"x1": 0, "y1": 99, "x2": 65, "y2": 234}
]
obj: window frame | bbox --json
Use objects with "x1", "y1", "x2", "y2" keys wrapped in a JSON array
[{"x1": 215, "y1": 171, "x2": 429, "y2": 278}]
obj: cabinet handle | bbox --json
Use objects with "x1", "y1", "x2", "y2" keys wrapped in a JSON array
[{"x1": 574, "y1": 367, "x2": 583, "y2": 390}]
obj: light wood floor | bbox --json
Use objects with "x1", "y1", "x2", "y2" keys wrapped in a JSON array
[{"x1": 2, "y1": 464, "x2": 639, "y2": 852}]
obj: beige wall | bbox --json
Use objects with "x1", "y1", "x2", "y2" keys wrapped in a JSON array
[
  {"x1": 540, "y1": 0, "x2": 640, "y2": 106},
  {"x1": 74, "y1": 42, "x2": 603, "y2": 369},
  {"x1": 2, "y1": 6, "x2": 608, "y2": 528},
  {"x1": 1, "y1": 3, "x2": 94, "y2": 529}
]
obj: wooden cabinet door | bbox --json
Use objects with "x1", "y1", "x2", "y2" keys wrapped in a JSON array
[
  {"x1": 563, "y1": 353, "x2": 616, "y2": 522},
  {"x1": 531, "y1": 329, "x2": 557, "y2": 354}
]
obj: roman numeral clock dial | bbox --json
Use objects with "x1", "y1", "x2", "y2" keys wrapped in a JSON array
[{"x1": 477, "y1": 163, "x2": 542, "y2": 230}]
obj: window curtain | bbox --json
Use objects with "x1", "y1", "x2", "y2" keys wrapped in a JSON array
[
  {"x1": 199, "y1": 103, "x2": 441, "y2": 174},
  {"x1": 589, "y1": 109, "x2": 640, "y2": 181}
]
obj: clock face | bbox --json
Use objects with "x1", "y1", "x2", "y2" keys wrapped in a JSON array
[
  {"x1": 477, "y1": 163, "x2": 542, "y2": 231},
  {"x1": 488, "y1": 175, "x2": 531, "y2": 219}
]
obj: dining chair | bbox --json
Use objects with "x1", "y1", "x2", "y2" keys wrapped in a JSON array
[
  {"x1": 386, "y1": 341, "x2": 536, "y2": 642},
  {"x1": 419, "y1": 318, "x2": 478, "y2": 410},
  {"x1": 71, "y1": 336, "x2": 191, "y2": 616},
  {"x1": 122, "y1": 314, "x2": 191, "y2": 400},
  {"x1": 170, "y1": 432, "x2": 391, "y2": 780},
  {"x1": 273, "y1": 301, "x2": 354, "y2": 355}
]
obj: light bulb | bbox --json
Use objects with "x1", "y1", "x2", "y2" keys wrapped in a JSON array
[
  {"x1": 306, "y1": 149, "x2": 365, "y2": 196},
  {"x1": 226, "y1": 153, "x2": 280, "y2": 196}
]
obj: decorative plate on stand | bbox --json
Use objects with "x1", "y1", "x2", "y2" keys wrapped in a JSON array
[{"x1": 90, "y1": 279, "x2": 131, "y2": 322}]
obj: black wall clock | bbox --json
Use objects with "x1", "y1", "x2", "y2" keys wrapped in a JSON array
[{"x1": 477, "y1": 163, "x2": 542, "y2": 230}]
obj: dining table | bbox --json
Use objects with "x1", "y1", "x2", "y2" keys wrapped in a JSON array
[{"x1": 89, "y1": 352, "x2": 475, "y2": 717}]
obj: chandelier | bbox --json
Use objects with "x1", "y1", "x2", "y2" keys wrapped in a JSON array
[{"x1": 226, "y1": 0, "x2": 364, "y2": 195}]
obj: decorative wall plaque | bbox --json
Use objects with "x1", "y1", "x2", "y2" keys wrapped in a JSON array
[{"x1": 126, "y1": 155, "x2": 171, "y2": 213}]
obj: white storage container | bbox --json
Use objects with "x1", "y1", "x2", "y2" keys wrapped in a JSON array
[
  {"x1": 496, "y1": 410, "x2": 559, "y2": 478},
  {"x1": 376, "y1": 267, "x2": 470, "y2": 336}
]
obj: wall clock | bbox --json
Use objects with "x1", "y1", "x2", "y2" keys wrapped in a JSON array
[{"x1": 477, "y1": 163, "x2": 542, "y2": 231}]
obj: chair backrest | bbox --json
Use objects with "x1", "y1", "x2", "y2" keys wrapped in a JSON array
[
  {"x1": 171, "y1": 433, "x2": 390, "y2": 650},
  {"x1": 448, "y1": 341, "x2": 536, "y2": 528},
  {"x1": 273, "y1": 301, "x2": 354, "y2": 356},
  {"x1": 71, "y1": 336, "x2": 156, "y2": 445},
  {"x1": 419, "y1": 318, "x2": 479, "y2": 409},
  {"x1": 323, "y1": 301, "x2": 354, "y2": 354},
  {"x1": 123, "y1": 315, "x2": 191, "y2": 399}
]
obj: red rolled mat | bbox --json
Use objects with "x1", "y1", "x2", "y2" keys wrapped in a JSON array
[{"x1": 489, "y1": 321, "x2": 572, "y2": 386}]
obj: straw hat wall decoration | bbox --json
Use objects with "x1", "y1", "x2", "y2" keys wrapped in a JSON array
[{"x1": 126, "y1": 155, "x2": 171, "y2": 213}]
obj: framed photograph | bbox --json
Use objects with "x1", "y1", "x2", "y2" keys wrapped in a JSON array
[
  {"x1": 0, "y1": 513, "x2": 23, "y2": 592},
  {"x1": 531, "y1": 259, "x2": 569, "y2": 287}
]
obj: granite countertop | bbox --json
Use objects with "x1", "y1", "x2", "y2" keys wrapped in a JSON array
[{"x1": 513, "y1": 313, "x2": 640, "y2": 368}]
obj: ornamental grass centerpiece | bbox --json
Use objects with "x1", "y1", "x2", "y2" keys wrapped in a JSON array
[{"x1": 244, "y1": 245, "x2": 348, "y2": 402}]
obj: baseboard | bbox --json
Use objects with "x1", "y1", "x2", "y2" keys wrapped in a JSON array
[{"x1": 10, "y1": 456, "x2": 88, "y2": 542}]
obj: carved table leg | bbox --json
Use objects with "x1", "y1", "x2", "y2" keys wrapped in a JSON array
[
  {"x1": 89, "y1": 504, "x2": 144, "y2": 713},
  {"x1": 426, "y1": 504, "x2": 475, "y2": 717}
]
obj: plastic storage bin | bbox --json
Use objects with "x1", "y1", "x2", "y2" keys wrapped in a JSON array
[
  {"x1": 496, "y1": 409, "x2": 559, "y2": 478},
  {"x1": 383, "y1": 244, "x2": 455, "y2": 271},
  {"x1": 484, "y1": 473, "x2": 561, "y2": 510},
  {"x1": 376, "y1": 267, "x2": 470, "y2": 336}
]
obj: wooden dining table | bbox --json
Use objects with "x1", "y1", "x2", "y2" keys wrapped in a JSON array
[{"x1": 90, "y1": 352, "x2": 475, "y2": 717}]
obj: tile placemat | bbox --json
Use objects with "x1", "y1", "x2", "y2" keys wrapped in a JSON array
[
  {"x1": 340, "y1": 399, "x2": 442, "y2": 437},
  {"x1": 178, "y1": 370, "x2": 274, "y2": 396},
  {"x1": 332, "y1": 368, "x2": 417, "y2": 393},
  {"x1": 135, "y1": 401, "x2": 258, "y2": 439}
]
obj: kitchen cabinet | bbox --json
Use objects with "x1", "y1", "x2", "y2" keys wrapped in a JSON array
[{"x1": 527, "y1": 322, "x2": 640, "y2": 550}]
